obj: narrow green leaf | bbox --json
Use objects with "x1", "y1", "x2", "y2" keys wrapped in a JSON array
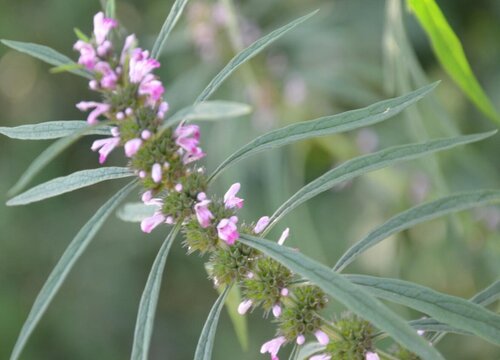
[
  {"x1": 407, "y1": 0, "x2": 500, "y2": 124},
  {"x1": 105, "y1": 0, "x2": 116, "y2": 18},
  {"x1": 334, "y1": 190, "x2": 500, "y2": 272},
  {"x1": 0, "y1": 121, "x2": 110, "y2": 140},
  {"x1": 160, "y1": 101, "x2": 252, "y2": 132},
  {"x1": 131, "y1": 224, "x2": 180, "y2": 360},
  {"x1": 9, "y1": 181, "x2": 136, "y2": 360},
  {"x1": 471, "y1": 279, "x2": 500, "y2": 307},
  {"x1": 151, "y1": 0, "x2": 189, "y2": 59},
  {"x1": 346, "y1": 275, "x2": 500, "y2": 345},
  {"x1": 74, "y1": 28, "x2": 90, "y2": 42},
  {"x1": 296, "y1": 343, "x2": 325, "y2": 360},
  {"x1": 267, "y1": 131, "x2": 496, "y2": 230},
  {"x1": 222, "y1": 285, "x2": 248, "y2": 351},
  {"x1": 239, "y1": 235, "x2": 443, "y2": 360},
  {"x1": 49, "y1": 63, "x2": 86, "y2": 75},
  {"x1": 408, "y1": 319, "x2": 470, "y2": 335},
  {"x1": 7, "y1": 167, "x2": 133, "y2": 206},
  {"x1": 194, "y1": 287, "x2": 230, "y2": 360},
  {"x1": 1, "y1": 39, "x2": 92, "y2": 79},
  {"x1": 117, "y1": 202, "x2": 155, "y2": 223},
  {"x1": 196, "y1": 10, "x2": 318, "y2": 103},
  {"x1": 209, "y1": 83, "x2": 438, "y2": 181}
]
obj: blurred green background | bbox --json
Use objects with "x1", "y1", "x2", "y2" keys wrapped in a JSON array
[{"x1": 1, "y1": 0, "x2": 499, "y2": 359}]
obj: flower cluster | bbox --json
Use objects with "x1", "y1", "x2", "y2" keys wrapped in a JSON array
[{"x1": 75, "y1": 11, "x2": 389, "y2": 360}]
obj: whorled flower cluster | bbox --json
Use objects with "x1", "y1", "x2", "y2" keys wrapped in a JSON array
[{"x1": 72, "y1": 11, "x2": 413, "y2": 360}]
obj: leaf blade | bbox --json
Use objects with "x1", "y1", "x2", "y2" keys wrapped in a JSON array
[
  {"x1": 196, "y1": 10, "x2": 318, "y2": 103},
  {"x1": 0, "y1": 121, "x2": 110, "y2": 140},
  {"x1": 1, "y1": 39, "x2": 92, "y2": 79},
  {"x1": 194, "y1": 287, "x2": 230, "y2": 360},
  {"x1": 7, "y1": 167, "x2": 134, "y2": 206},
  {"x1": 334, "y1": 190, "x2": 500, "y2": 272},
  {"x1": 117, "y1": 202, "x2": 156, "y2": 223},
  {"x1": 151, "y1": 0, "x2": 189, "y2": 59},
  {"x1": 209, "y1": 83, "x2": 438, "y2": 181},
  {"x1": 131, "y1": 224, "x2": 181, "y2": 360},
  {"x1": 9, "y1": 181, "x2": 136, "y2": 360},
  {"x1": 239, "y1": 235, "x2": 443, "y2": 360},
  {"x1": 267, "y1": 131, "x2": 496, "y2": 230}
]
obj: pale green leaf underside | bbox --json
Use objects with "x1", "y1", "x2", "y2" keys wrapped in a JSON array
[
  {"x1": 9, "y1": 181, "x2": 136, "y2": 360},
  {"x1": 1, "y1": 39, "x2": 92, "y2": 79},
  {"x1": 194, "y1": 288, "x2": 230, "y2": 360},
  {"x1": 196, "y1": 10, "x2": 318, "y2": 103},
  {"x1": 160, "y1": 101, "x2": 252, "y2": 132},
  {"x1": 407, "y1": 0, "x2": 500, "y2": 124},
  {"x1": 221, "y1": 284, "x2": 248, "y2": 351},
  {"x1": 334, "y1": 190, "x2": 500, "y2": 272},
  {"x1": 239, "y1": 235, "x2": 443, "y2": 360},
  {"x1": 105, "y1": 0, "x2": 116, "y2": 18},
  {"x1": 7, "y1": 167, "x2": 134, "y2": 206},
  {"x1": 296, "y1": 343, "x2": 325, "y2": 360},
  {"x1": 0, "y1": 121, "x2": 110, "y2": 140},
  {"x1": 210, "y1": 83, "x2": 438, "y2": 181},
  {"x1": 267, "y1": 131, "x2": 496, "y2": 230},
  {"x1": 131, "y1": 224, "x2": 180, "y2": 360},
  {"x1": 346, "y1": 275, "x2": 500, "y2": 345},
  {"x1": 151, "y1": 0, "x2": 189, "y2": 59},
  {"x1": 117, "y1": 202, "x2": 155, "y2": 222},
  {"x1": 470, "y1": 279, "x2": 500, "y2": 307}
]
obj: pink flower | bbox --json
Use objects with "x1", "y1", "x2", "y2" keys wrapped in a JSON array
[
  {"x1": 157, "y1": 101, "x2": 169, "y2": 118},
  {"x1": 237, "y1": 299, "x2": 253, "y2": 315},
  {"x1": 129, "y1": 48, "x2": 160, "y2": 83},
  {"x1": 91, "y1": 137, "x2": 120, "y2": 164},
  {"x1": 314, "y1": 330, "x2": 329, "y2": 346},
  {"x1": 141, "y1": 213, "x2": 166, "y2": 233},
  {"x1": 120, "y1": 34, "x2": 137, "y2": 65},
  {"x1": 260, "y1": 336, "x2": 286, "y2": 360},
  {"x1": 277, "y1": 228, "x2": 289, "y2": 245},
  {"x1": 174, "y1": 124, "x2": 205, "y2": 164},
  {"x1": 97, "y1": 40, "x2": 112, "y2": 57},
  {"x1": 139, "y1": 74, "x2": 165, "y2": 106},
  {"x1": 94, "y1": 61, "x2": 118, "y2": 89},
  {"x1": 182, "y1": 146, "x2": 205, "y2": 164},
  {"x1": 73, "y1": 40, "x2": 97, "y2": 69},
  {"x1": 76, "y1": 101, "x2": 110, "y2": 124},
  {"x1": 272, "y1": 304, "x2": 282, "y2": 318},
  {"x1": 296, "y1": 335, "x2": 305, "y2": 345},
  {"x1": 217, "y1": 216, "x2": 239, "y2": 245},
  {"x1": 151, "y1": 163, "x2": 162, "y2": 183},
  {"x1": 224, "y1": 183, "x2": 244, "y2": 209},
  {"x1": 254, "y1": 216, "x2": 270, "y2": 233},
  {"x1": 365, "y1": 352, "x2": 380, "y2": 360},
  {"x1": 281, "y1": 288, "x2": 289, "y2": 297},
  {"x1": 194, "y1": 199, "x2": 214, "y2": 228},
  {"x1": 141, "y1": 190, "x2": 153, "y2": 203},
  {"x1": 93, "y1": 12, "x2": 117, "y2": 45},
  {"x1": 310, "y1": 355, "x2": 331, "y2": 360},
  {"x1": 124, "y1": 138, "x2": 143, "y2": 157}
]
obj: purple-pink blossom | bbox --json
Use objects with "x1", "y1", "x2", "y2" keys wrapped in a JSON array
[
  {"x1": 74, "y1": 40, "x2": 97, "y2": 70},
  {"x1": 94, "y1": 61, "x2": 118, "y2": 89},
  {"x1": 93, "y1": 12, "x2": 117, "y2": 45},
  {"x1": 141, "y1": 213, "x2": 166, "y2": 233},
  {"x1": 314, "y1": 330, "x2": 329, "y2": 346},
  {"x1": 91, "y1": 137, "x2": 120, "y2": 164},
  {"x1": 129, "y1": 49, "x2": 160, "y2": 83},
  {"x1": 254, "y1": 216, "x2": 270, "y2": 233},
  {"x1": 365, "y1": 352, "x2": 380, "y2": 360},
  {"x1": 296, "y1": 334, "x2": 305, "y2": 345},
  {"x1": 260, "y1": 336, "x2": 286, "y2": 360},
  {"x1": 76, "y1": 101, "x2": 110, "y2": 124},
  {"x1": 217, "y1": 216, "x2": 239, "y2": 245},
  {"x1": 224, "y1": 183, "x2": 244, "y2": 209},
  {"x1": 124, "y1": 138, "x2": 143, "y2": 157},
  {"x1": 151, "y1": 163, "x2": 162, "y2": 183},
  {"x1": 194, "y1": 199, "x2": 214, "y2": 228},
  {"x1": 139, "y1": 74, "x2": 165, "y2": 106},
  {"x1": 237, "y1": 299, "x2": 253, "y2": 315}
]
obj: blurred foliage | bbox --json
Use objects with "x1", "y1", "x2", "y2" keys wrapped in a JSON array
[{"x1": 0, "y1": 0, "x2": 499, "y2": 359}]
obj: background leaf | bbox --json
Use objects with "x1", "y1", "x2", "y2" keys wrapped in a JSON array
[
  {"x1": 407, "y1": 0, "x2": 500, "y2": 124},
  {"x1": 117, "y1": 202, "x2": 156, "y2": 222},
  {"x1": 151, "y1": 0, "x2": 189, "y2": 59},
  {"x1": 0, "y1": 121, "x2": 110, "y2": 140},
  {"x1": 7, "y1": 167, "x2": 134, "y2": 206},
  {"x1": 9, "y1": 181, "x2": 136, "y2": 360}
]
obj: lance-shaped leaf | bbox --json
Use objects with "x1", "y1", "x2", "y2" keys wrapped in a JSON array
[
  {"x1": 239, "y1": 235, "x2": 443, "y2": 360},
  {"x1": 346, "y1": 275, "x2": 500, "y2": 345},
  {"x1": 105, "y1": 0, "x2": 116, "y2": 18},
  {"x1": 267, "y1": 131, "x2": 496, "y2": 230},
  {"x1": 7, "y1": 167, "x2": 134, "y2": 206},
  {"x1": 151, "y1": 0, "x2": 189, "y2": 59},
  {"x1": 117, "y1": 202, "x2": 156, "y2": 223},
  {"x1": 1, "y1": 39, "x2": 92, "y2": 79},
  {"x1": 407, "y1": 0, "x2": 500, "y2": 124},
  {"x1": 9, "y1": 181, "x2": 136, "y2": 360},
  {"x1": 194, "y1": 288, "x2": 230, "y2": 360},
  {"x1": 131, "y1": 224, "x2": 180, "y2": 360},
  {"x1": 296, "y1": 343, "x2": 326, "y2": 360},
  {"x1": 0, "y1": 121, "x2": 110, "y2": 140},
  {"x1": 160, "y1": 101, "x2": 252, "y2": 132},
  {"x1": 209, "y1": 83, "x2": 438, "y2": 181},
  {"x1": 470, "y1": 279, "x2": 500, "y2": 307},
  {"x1": 222, "y1": 285, "x2": 248, "y2": 351},
  {"x1": 334, "y1": 190, "x2": 500, "y2": 272},
  {"x1": 408, "y1": 319, "x2": 470, "y2": 335},
  {"x1": 196, "y1": 10, "x2": 318, "y2": 103}
]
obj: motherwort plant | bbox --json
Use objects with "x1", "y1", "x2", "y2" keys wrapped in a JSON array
[{"x1": 2, "y1": 1, "x2": 500, "y2": 360}]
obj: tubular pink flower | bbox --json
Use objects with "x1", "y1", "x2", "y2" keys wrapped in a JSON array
[
  {"x1": 194, "y1": 199, "x2": 214, "y2": 228},
  {"x1": 314, "y1": 330, "x2": 329, "y2": 346},
  {"x1": 224, "y1": 183, "x2": 244, "y2": 209},
  {"x1": 73, "y1": 40, "x2": 97, "y2": 69},
  {"x1": 141, "y1": 213, "x2": 166, "y2": 233},
  {"x1": 157, "y1": 101, "x2": 169, "y2": 118},
  {"x1": 296, "y1": 335, "x2": 305, "y2": 345},
  {"x1": 139, "y1": 74, "x2": 165, "y2": 106},
  {"x1": 365, "y1": 352, "x2": 380, "y2": 360},
  {"x1": 277, "y1": 228, "x2": 290, "y2": 245},
  {"x1": 182, "y1": 146, "x2": 206, "y2": 164},
  {"x1": 260, "y1": 336, "x2": 286, "y2": 359},
  {"x1": 95, "y1": 61, "x2": 118, "y2": 89},
  {"x1": 129, "y1": 48, "x2": 160, "y2": 83},
  {"x1": 141, "y1": 190, "x2": 153, "y2": 203},
  {"x1": 237, "y1": 299, "x2": 253, "y2": 315},
  {"x1": 175, "y1": 124, "x2": 200, "y2": 140},
  {"x1": 217, "y1": 217, "x2": 239, "y2": 245},
  {"x1": 272, "y1": 304, "x2": 282, "y2": 318},
  {"x1": 280, "y1": 288, "x2": 289, "y2": 297},
  {"x1": 254, "y1": 216, "x2": 270, "y2": 233},
  {"x1": 310, "y1": 355, "x2": 331, "y2": 360},
  {"x1": 141, "y1": 129, "x2": 152, "y2": 140},
  {"x1": 76, "y1": 101, "x2": 110, "y2": 124},
  {"x1": 97, "y1": 40, "x2": 112, "y2": 57},
  {"x1": 93, "y1": 11, "x2": 117, "y2": 45},
  {"x1": 124, "y1": 138, "x2": 143, "y2": 157},
  {"x1": 120, "y1": 34, "x2": 137, "y2": 65},
  {"x1": 151, "y1": 163, "x2": 162, "y2": 183},
  {"x1": 91, "y1": 137, "x2": 120, "y2": 164}
]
